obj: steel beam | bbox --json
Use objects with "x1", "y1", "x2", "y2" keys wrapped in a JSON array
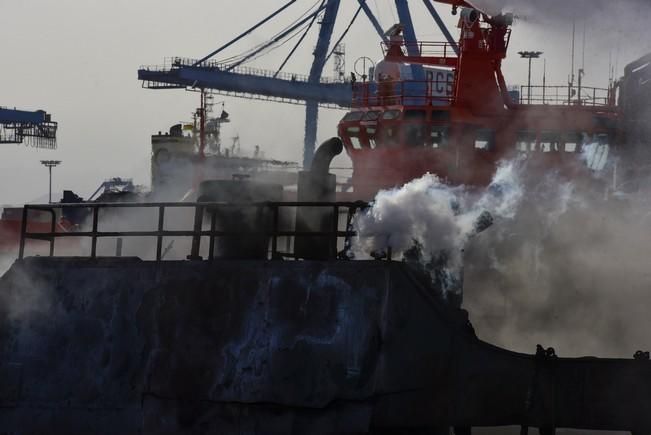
[
  {"x1": 395, "y1": 0, "x2": 425, "y2": 80},
  {"x1": 303, "y1": 0, "x2": 341, "y2": 168},
  {"x1": 421, "y1": 0, "x2": 459, "y2": 55},
  {"x1": 138, "y1": 68, "x2": 352, "y2": 106},
  {"x1": 357, "y1": 0, "x2": 388, "y2": 42}
]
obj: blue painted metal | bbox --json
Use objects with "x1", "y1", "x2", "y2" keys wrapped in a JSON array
[
  {"x1": 275, "y1": 1, "x2": 325, "y2": 78},
  {"x1": 138, "y1": 67, "x2": 352, "y2": 106},
  {"x1": 193, "y1": 0, "x2": 297, "y2": 66},
  {"x1": 303, "y1": 0, "x2": 341, "y2": 168},
  {"x1": 421, "y1": 0, "x2": 459, "y2": 55},
  {"x1": 0, "y1": 108, "x2": 48, "y2": 124},
  {"x1": 227, "y1": 4, "x2": 327, "y2": 72},
  {"x1": 357, "y1": 0, "x2": 388, "y2": 42},
  {"x1": 325, "y1": 5, "x2": 363, "y2": 64},
  {"x1": 395, "y1": 0, "x2": 425, "y2": 81}
]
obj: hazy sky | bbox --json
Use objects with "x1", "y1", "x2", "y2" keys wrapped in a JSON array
[{"x1": 2, "y1": 0, "x2": 649, "y2": 204}]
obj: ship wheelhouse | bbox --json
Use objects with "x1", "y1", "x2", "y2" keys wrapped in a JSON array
[{"x1": 338, "y1": 9, "x2": 620, "y2": 198}]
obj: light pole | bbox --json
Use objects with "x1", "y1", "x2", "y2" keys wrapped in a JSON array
[
  {"x1": 40, "y1": 160, "x2": 61, "y2": 203},
  {"x1": 518, "y1": 51, "x2": 543, "y2": 104}
]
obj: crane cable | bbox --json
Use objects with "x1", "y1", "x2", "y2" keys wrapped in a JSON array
[
  {"x1": 217, "y1": 0, "x2": 324, "y2": 66},
  {"x1": 274, "y1": 0, "x2": 327, "y2": 77},
  {"x1": 324, "y1": 4, "x2": 364, "y2": 65}
]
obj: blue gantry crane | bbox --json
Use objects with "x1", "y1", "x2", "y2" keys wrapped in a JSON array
[
  {"x1": 137, "y1": 0, "x2": 457, "y2": 167},
  {"x1": 0, "y1": 107, "x2": 57, "y2": 149}
]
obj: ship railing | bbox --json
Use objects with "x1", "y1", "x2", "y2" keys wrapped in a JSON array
[
  {"x1": 18, "y1": 201, "x2": 370, "y2": 262},
  {"x1": 519, "y1": 85, "x2": 614, "y2": 107},
  {"x1": 352, "y1": 79, "x2": 454, "y2": 107},
  {"x1": 381, "y1": 40, "x2": 458, "y2": 59}
]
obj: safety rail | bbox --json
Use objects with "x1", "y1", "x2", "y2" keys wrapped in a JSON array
[
  {"x1": 139, "y1": 57, "x2": 346, "y2": 84},
  {"x1": 19, "y1": 201, "x2": 369, "y2": 261},
  {"x1": 519, "y1": 85, "x2": 614, "y2": 107},
  {"x1": 352, "y1": 79, "x2": 455, "y2": 107},
  {"x1": 381, "y1": 40, "x2": 458, "y2": 59}
]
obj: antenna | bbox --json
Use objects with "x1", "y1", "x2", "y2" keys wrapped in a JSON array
[
  {"x1": 581, "y1": 19, "x2": 586, "y2": 72},
  {"x1": 332, "y1": 43, "x2": 346, "y2": 82},
  {"x1": 570, "y1": 19, "x2": 576, "y2": 88}
]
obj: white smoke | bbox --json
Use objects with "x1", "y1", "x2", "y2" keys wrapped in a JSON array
[{"x1": 353, "y1": 159, "x2": 524, "y2": 288}]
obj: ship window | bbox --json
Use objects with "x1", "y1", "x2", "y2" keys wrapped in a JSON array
[
  {"x1": 350, "y1": 136, "x2": 363, "y2": 150},
  {"x1": 539, "y1": 131, "x2": 561, "y2": 152},
  {"x1": 369, "y1": 138, "x2": 377, "y2": 149},
  {"x1": 366, "y1": 127, "x2": 376, "y2": 135},
  {"x1": 516, "y1": 131, "x2": 536, "y2": 152},
  {"x1": 404, "y1": 110, "x2": 427, "y2": 121},
  {"x1": 431, "y1": 110, "x2": 451, "y2": 122},
  {"x1": 383, "y1": 126, "x2": 401, "y2": 146},
  {"x1": 342, "y1": 111, "x2": 364, "y2": 122},
  {"x1": 362, "y1": 111, "x2": 381, "y2": 121},
  {"x1": 475, "y1": 129, "x2": 495, "y2": 150},
  {"x1": 346, "y1": 127, "x2": 360, "y2": 134},
  {"x1": 563, "y1": 132, "x2": 582, "y2": 152},
  {"x1": 431, "y1": 126, "x2": 449, "y2": 148},
  {"x1": 583, "y1": 134, "x2": 610, "y2": 171},
  {"x1": 382, "y1": 110, "x2": 401, "y2": 120},
  {"x1": 405, "y1": 124, "x2": 425, "y2": 147}
]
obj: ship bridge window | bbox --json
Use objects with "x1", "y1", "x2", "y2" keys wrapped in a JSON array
[
  {"x1": 431, "y1": 110, "x2": 451, "y2": 123},
  {"x1": 346, "y1": 126, "x2": 362, "y2": 150},
  {"x1": 539, "y1": 131, "x2": 561, "y2": 152},
  {"x1": 382, "y1": 110, "x2": 401, "y2": 120},
  {"x1": 362, "y1": 111, "x2": 381, "y2": 121},
  {"x1": 583, "y1": 133, "x2": 610, "y2": 171},
  {"x1": 404, "y1": 109, "x2": 427, "y2": 121},
  {"x1": 516, "y1": 131, "x2": 536, "y2": 152},
  {"x1": 366, "y1": 127, "x2": 378, "y2": 149},
  {"x1": 342, "y1": 111, "x2": 364, "y2": 122},
  {"x1": 475, "y1": 129, "x2": 495, "y2": 150},
  {"x1": 405, "y1": 124, "x2": 426, "y2": 147},
  {"x1": 563, "y1": 132, "x2": 582, "y2": 152},
  {"x1": 431, "y1": 126, "x2": 449, "y2": 148},
  {"x1": 382, "y1": 126, "x2": 401, "y2": 147}
]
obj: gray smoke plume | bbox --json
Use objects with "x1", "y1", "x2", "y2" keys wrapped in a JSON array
[
  {"x1": 464, "y1": 176, "x2": 651, "y2": 359},
  {"x1": 354, "y1": 156, "x2": 651, "y2": 360},
  {"x1": 353, "y1": 159, "x2": 524, "y2": 294}
]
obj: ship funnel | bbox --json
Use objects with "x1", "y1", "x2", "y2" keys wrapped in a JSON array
[{"x1": 294, "y1": 138, "x2": 343, "y2": 260}]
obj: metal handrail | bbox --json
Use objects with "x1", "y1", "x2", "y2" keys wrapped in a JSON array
[
  {"x1": 380, "y1": 40, "x2": 458, "y2": 58},
  {"x1": 139, "y1": 57, "x2": 346, "y2": 84},
  {"x1": 19, "y1": 201, "x2": 369, "y2": 261},
  {"x1": 519, "y1": 85, "x2": 613, "y2": 107},
  {"x1": 352, "y1": 79, "x2": 455, "y2": 107}
]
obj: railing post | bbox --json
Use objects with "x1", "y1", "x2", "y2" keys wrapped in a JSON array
[
  {"x1": 188, "y1": 204, "x2": 203, "y2": 260},
  {"x1": 208, "y1": 208, "x2": 216, "y2": 261},
  {"x1": 90, "y1": 205, "x2": 99, "y2": 258},
  {"x1": 18, "y1": 206, "x2": 28, "y2": 260},
  {"x1": 156, "y1": 206, "x2": 165, "y2": 261},
  {"x1": 271, "y1": 204, "x2": 279, "y2": 259},
  {"x1": 331, "y1": 205, "x2": 339, "y2": 260},
  {"x1": 48, "y1": 208, "x2": 56, "y2": 257}
]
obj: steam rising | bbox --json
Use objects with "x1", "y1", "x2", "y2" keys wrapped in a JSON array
[
  {"x1": 354, "y1": 158, "x2": 651, "y2": 359},
  {"x1": 353, "y1": 159, "x2": 524, "y2": 287}
]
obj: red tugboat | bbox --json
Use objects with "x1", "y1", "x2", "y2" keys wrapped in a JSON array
[{"x1": 338, "y1": 0, "x2": 619, "y2": 198}]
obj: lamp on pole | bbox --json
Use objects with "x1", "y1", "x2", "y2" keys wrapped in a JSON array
[
  {"x1": 518, "y1": 51, "x2": 543, "y2": 104},
  {"x1": 40, "y1": 160, "x2": 61, "y2": 203}
]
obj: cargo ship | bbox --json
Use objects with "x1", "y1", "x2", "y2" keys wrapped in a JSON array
[{"x1": 2, "y1": 1, "x2": 651, "y2": 434}]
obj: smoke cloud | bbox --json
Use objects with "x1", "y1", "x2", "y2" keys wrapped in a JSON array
[
  {"x1": 353, "y1": 159, "x2": 524, "y2": 293},
  {"x1": 354, "y1": 157, "x2": 651, "y2": 359}
]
